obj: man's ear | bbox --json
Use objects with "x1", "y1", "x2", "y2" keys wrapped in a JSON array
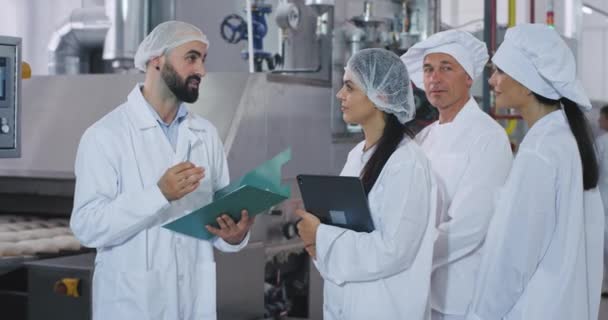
[
  {"x1": 149, "y1": 56, "x2": 162, "y2": 71},
  {"x1": 465, "y1": 74, "x2": 474, "y2": 89}
]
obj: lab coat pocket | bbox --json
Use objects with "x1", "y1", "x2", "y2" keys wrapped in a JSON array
[
  {"x1": 346, "y1": 281, "x2": 396, "y2": 320},
  {"x1": 102, "y1": 269, "x2": 167, "y2": 319},
  {"x1": 192, "y1": 261, "x2": 217, "y2": 318}
]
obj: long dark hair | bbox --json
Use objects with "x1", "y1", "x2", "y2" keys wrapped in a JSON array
[
  {"x1": 533, "y1": 93, "x2": 598, "y2": 190},
  {"x1": 361, "y1": 113, "x2": 415, "y2": 194}
]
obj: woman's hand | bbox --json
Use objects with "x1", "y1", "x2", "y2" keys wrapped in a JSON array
[{"x1": 295, "y1": 209, "x2": 321, "y2": 259}]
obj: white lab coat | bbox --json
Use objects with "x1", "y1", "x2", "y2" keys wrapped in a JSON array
[
  {"x1": 314, "y1": 138, "x2": 439, "y2": 320},
  {"x1": 70, "y1": 85, "x2": 249, "y2": 320},
  {"x1": 596, "y1": 132, "x2": 608, "y2": 290},
  {"x1": 466, "y1": 110, "x2": 605, "y2": 320},
  {"x1": 416, "y1": 98, "x2": 513, "y2": 318}
]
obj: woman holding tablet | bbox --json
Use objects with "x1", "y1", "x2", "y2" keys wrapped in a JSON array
[{"x1": 296, "y1": 48, "x2": 440, "y2": 320}]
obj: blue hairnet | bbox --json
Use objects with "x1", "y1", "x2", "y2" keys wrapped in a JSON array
[{"x1": 346, "y1": 48, "x2": 415, "y2": 124}]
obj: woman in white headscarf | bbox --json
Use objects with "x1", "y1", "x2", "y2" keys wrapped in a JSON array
[
  {"x1": 466, "y1": 24, "x2": 604, "y2": 320},
  {"x1": 295, "y1": 48, "x2": 440, "y2": 320}
]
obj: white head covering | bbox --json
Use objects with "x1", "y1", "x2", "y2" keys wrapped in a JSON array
[
  {"x1": 492, "y1": 23, "x2": 591, "y2": 110},
  {"x1": 400, "y1": 29, "x2": 488, "y2": 90},
  {"x1": 134, "y1": 21, "x2": 209, "y2": 72},
  {"x1": 346, "y1": 48, "x2": 416, "y2": 124}
]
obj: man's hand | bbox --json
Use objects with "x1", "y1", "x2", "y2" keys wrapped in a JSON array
[
  {"x1": 206, "y1": 210, "x2": 255, "y2": 245},
  {"x1": 295, "y1": 209, "x2": 321, "y2": 259},
  {"x1": 157, "y1": 162, "x2": 205, "y2": 201}
]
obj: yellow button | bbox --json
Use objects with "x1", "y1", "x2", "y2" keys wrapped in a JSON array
[
  {"x1": 60, "y1": 278, "x2": 80, "y2": 298},
  {"x1": 21, "y1": 62, "x2": 31, "y2": 79}
]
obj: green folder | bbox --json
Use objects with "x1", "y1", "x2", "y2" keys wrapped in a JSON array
[{"x1": 163, "y1": 148, "x2": 291, "y2": 240}]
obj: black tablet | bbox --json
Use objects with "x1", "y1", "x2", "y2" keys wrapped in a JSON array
[{"x1": 296, "y1": 174, "x2": 375, "y2": 233}]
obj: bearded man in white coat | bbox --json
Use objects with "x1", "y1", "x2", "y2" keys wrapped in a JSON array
[
  {"x1": 70, "y1": 21, "x2": 254, "y2": 320},
  {"x1": 401, "y1": 30, "x2": 513, "y2": 320}
]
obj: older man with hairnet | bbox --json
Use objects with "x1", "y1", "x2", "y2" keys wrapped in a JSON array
[
  {"x1": 70, "y1": 21, "x2": 254, "y2": 320},
  {"x1": 401, "y1": 30, "x2": 513, "y2": 320}
]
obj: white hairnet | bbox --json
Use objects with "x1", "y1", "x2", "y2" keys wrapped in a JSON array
[
  {"x1": 401, "y1": 29, "x2": 488, "y2": 90},
  {"x1": 346, "y1": 48, "x2": 416, "y2": 124},
  {"x1": 492, "y1": 23, "x2": 591, "y2": 110},
  {"x1": 134, "y1": 21, "x2": 209, "y2": 72}
]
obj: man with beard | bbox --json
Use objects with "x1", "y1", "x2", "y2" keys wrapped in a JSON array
[{"x1": 70, "y1": 21, "x2": 254, "y2": 320}]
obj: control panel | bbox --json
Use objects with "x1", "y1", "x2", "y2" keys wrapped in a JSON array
[{"x1": 0, "y1": 36, "x2": 21, "y2": 158}]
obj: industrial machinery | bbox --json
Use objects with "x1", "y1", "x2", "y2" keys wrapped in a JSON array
[
  {"x1": 48, "y1": 0, "x2": 174, "y2": 75},
  {"x1": 331, "y1": 0, "x2": 440, "y2": 136},
  {"x1": 220, "y1": 0, "x2": 277, "y2": 71},
  {"x1": 271, "y1": 0, "x2": 334, "y2": 76},
  {"x1": 12, "y1": 0, "x2": 599, "y2": 319},
  {"x1": 0, "y1": 36, "x2": 21, "y2": 158}
]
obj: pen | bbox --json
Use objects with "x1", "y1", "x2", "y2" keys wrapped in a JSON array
[{"x1": 187, "y1": 141, "x2": 192, "y2": 162}]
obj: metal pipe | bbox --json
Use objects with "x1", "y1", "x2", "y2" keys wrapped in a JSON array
[
  {"x1": 272, "y1": 5, "x2": 333, "y2": 75},
  {"x1": 482, "y1": 0, "x2": 497, "y2": 113},
  {"x1": 246, "y1": 0, "x2": 255, "y2": 73},
  {"x1": 530, "y1": 0, "x2": 536, "y2": 23},
  {"x1": 270, "y1": 38, "x2": 323, "y2": 74},
  {"x1": 427, "y1": 0, "x2": 441, "y2": 37},
  {"x1": 47, "y1": 7, "x2": 110, "y2": 74},
  {"x1": 401, "y1": 0, "x2": 409, "y2": 33},
  {"x1": 103, "y1": 0, "x2": 148, "y2": 71},
  {"x1": 148, "y1": 0, "x2": 175, "y2": 30}
]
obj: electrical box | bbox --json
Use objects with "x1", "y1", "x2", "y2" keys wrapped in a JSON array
[{"x1": 0, "y1": 36, "x2": 21, "y2": 158}]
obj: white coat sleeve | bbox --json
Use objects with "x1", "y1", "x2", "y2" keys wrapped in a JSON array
[
  {"x1": 70, "y1": 128, "x2": 170, "y2": 248},
  {"x1": 433, "y1": 132, "x2": 512, "y2": 269},
  {"x1": 314, "y1": 158, "x2": 431, "y2": 285},
  {"x1": 466, "y1": 151, "x2": 557, "y2": 320},
  {"x1": 209, "y1": 129, "x2": 250, "y2": 252},
  {"x1": 595, "y1": 136, "x2": 608, "y2": 217}
]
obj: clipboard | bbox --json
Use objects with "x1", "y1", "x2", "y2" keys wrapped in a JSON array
[{"x1": 163, "y1": 148, "x2": 291, "y2": 240}]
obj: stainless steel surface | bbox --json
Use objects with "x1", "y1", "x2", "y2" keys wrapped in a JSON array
[
  {"x1": 0, "y1": 71, "x2": 349, "y2": 178},
  {"x1": 47, "y1": 0, "x2": 173, "y2": 75},
  {"x1": 0, "y1": 36, "x2": 21, "y2": 158},
  {"x1": 0, "y1": 73, "x2": 143, "y2": 179},
  {"x1": 276, "y1": 2, "x2": 302, "y2": 31},
  {"x1": 102, "y1": 0, "x2": 148, "y2": 71},
  {"x1": 149, "y1": 0, "x2": 176, "y2": 31},
  {"x1": 330, "y1": 0, "x2": 442, "y2": 137},
  {"x1": 278, "y1": 0, "x2": 332, "y2": 82},
  {"x1": 47, "y1": 7, "x2": 110, "y2": 75},
  {"x1": 305, "y1": 0, "x2": 335, "y2": 15}
]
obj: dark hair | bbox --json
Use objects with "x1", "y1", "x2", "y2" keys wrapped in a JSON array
[
  {"x1": 533, "y1": 93, "x2": 598, "y2": 190},
  {"x1": 361, "y1": 114, "x2": 415, "y2": 194},
  {"x1": 601, "y1": 105, "x2": 608, "y2": 117}
]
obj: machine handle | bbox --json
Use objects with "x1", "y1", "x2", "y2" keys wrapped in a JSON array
[
  {"x1": 220, "y1": 14, "x2": 248, "y2": 44},
  {"x1": 54, "y1": 278, "x2": 80, "y2": 298}
]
